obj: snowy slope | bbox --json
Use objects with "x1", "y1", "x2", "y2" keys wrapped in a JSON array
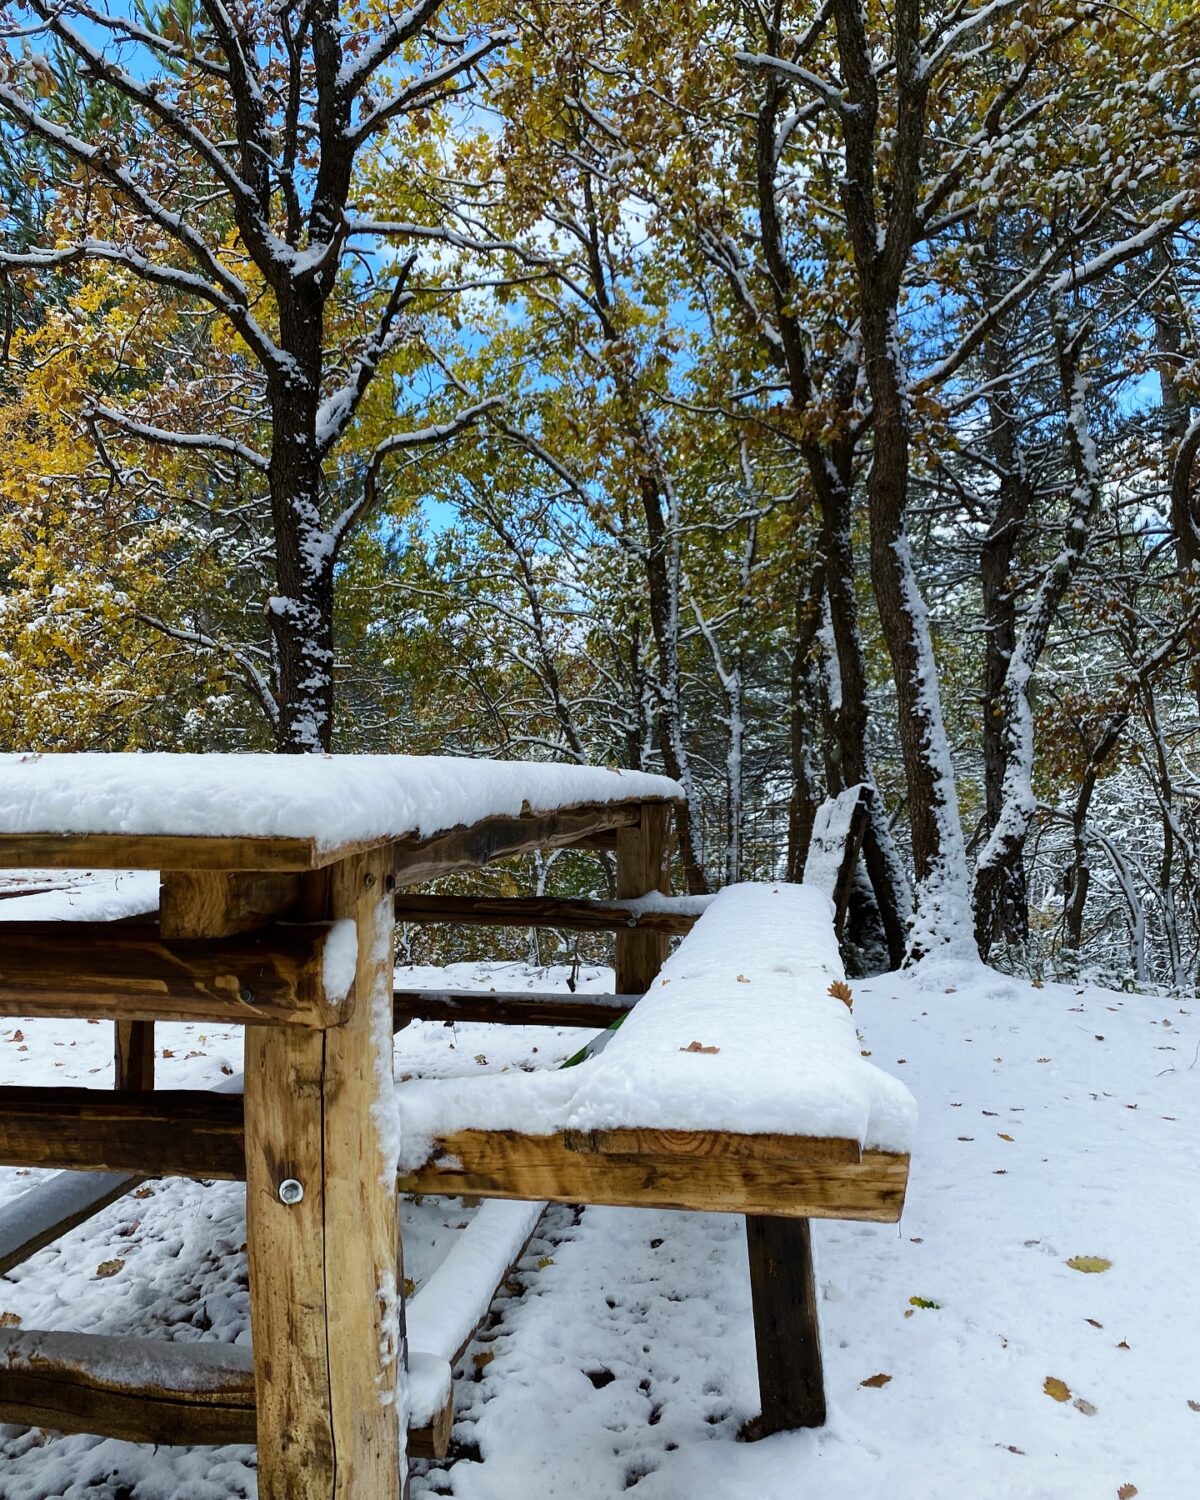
[{"x1": 0, "y1": 959, "x2": 1196, "y2": 1499}]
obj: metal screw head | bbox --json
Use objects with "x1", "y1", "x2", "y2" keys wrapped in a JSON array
[
  {"x1": 238, "y1": 985, "x2": 255, "y2": 1004},
  {"x1": 278, "y1": 1178, "x2": 304, "y2": 1206},
  {"x1": 364, "y1": 872, "x2": 377, "y2": 888}
]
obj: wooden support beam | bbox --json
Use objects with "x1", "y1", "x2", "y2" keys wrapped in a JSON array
[
  {"x1": 615, "y1": 803, "x2": 671, "y2": 994},
  {"x1": 245, "y1": 849, "x2": 403, "y2": 1498},
  {"x1": 393, "y1": 988, "x2": 639, "y2": 1030},
  {"x1": 388, "y1": 801, "x2": 652, "y2": 886},
  {"x1": 743, "y1": 1216, "x2": 826, "y2": 1438},
  {"x1": 114, "y1": 1021, "x2": 155, "y2": 1092},
  {"x1": 401, "y1": 1129, "x2": 910, "y2": 1222},
  {"x1": 159, "y1": 871, "x2": 302, "y2": 939},
  {"x1": 391, "y1": 893, "x2": 696, "y2": 936},
  {"x1": 0, "y1": 920, "x2": 340, "y2": 1028},
  {"x1": 0, "y1": 1087, "x2": 244, "y2": 1178},
  {"x1": 0, "y1": 1329, "x2": 452, "y2": 1458}
]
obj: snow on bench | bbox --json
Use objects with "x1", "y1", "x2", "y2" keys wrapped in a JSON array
[{"x1": 396, "y1": 883, "x2": 916, "y2": 1220}]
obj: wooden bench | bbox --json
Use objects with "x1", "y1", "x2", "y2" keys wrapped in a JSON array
[{"x1": 395, "y1": 882, "x2": 915, "y2": 1432}]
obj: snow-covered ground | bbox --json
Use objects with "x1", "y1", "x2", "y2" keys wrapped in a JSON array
[{"x1": 0, "y1": 957, "x2": 1196, "y2": 1499}]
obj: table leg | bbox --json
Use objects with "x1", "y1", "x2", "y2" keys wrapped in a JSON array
[
  {"x1": 245, "y1": 850, "x2": 404, "y2": 1497},
  {"x1": 744, "y1": 1214, "x2": 826, "y2": 1437}
]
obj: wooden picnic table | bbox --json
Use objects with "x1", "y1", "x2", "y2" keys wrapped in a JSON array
[{"x1": 0, "y1": 753, "x2": 681, "y2": 1498}]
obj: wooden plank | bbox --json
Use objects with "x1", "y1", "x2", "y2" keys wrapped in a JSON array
[
  {"x1": 114, "y1": 1020, "x2": 155, "y2": 1092},
  {"x1": 0, "y1": 1329, "x2": 451, "y2": 1457},
  {"x1": 0, "y1": 832, "x2": 327, "y2": 873},
  {"x1": 0, "y1": 1171, "x2": 139, "y2": 1277},
  {"x1": 393, "y1": 988, "x2": 639, "y2": 1029},
  {"x1": 159, "y1": 872, "x2": 302, "y2": 939},
  {"x1": 388, "y1": 800, "x2": 656, "y2": 886},
  {"x1": 391, "y1": 893, "x2": 696, "y2": 936},
  {"x1": 0, "y1": 1087, "x2": 245, "y2": 1178},
  {"x1": 401, "y1": 1130, "x2": 910, "y2": 1222},
  {"x1": 615, "y1": 802, "x2": 671, "y2": 993},
  {"x1": 245, "y1": 850, "x2": 403, "y2": 1499},
  {"x1": 743, "y1": 1216, "x2": 826, "y2": 1437},
  {"x1": 0, "y1": 920, "x2": 339, "y2": 1027}
]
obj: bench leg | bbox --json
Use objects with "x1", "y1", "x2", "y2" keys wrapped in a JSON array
[
  {"x1": 744, "y1": 1214, "x2": 826, "y2": 1437},
  {"x1": 114, "y1": 1020, "x2": 154, "y2": 1092},
  {"x1": 245, "y1": 851, "x2": 404, "y2": 1498}
]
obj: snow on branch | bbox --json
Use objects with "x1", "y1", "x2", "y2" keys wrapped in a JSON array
[{"x1": 88, "y1": 404, "x2": 270, "y2": 473}]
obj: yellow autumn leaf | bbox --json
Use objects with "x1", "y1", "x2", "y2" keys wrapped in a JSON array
[
  {"x1": 1066, "y1": 1256, "x2": 1112, "y2": 1274},
  {"x1": 1044, "y1": 1376, "x2": 1071, "y2": 1402},
  {"x1": 95, "y1": 1259, "x2": 125, "y2": 1278}
]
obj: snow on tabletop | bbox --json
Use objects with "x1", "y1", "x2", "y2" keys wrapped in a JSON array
[
  {"x1": 0, "y1": 753, "x2": 681, "y2": 854},
  {"x1": 396, "y1": 883, "x2": 917, "y2": 1163}
]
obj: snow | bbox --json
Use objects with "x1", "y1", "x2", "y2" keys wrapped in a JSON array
[
  {"x1": 0, "y1": 868, "x2": 159, "y2": 923},
  {"x1": 321, "y1": 919, "x2": 359, "y2": 1005},
  {"x1": 0, "y1": 754, "x2": 681, "y2": 855},
  {"x1": 802, "y1": 785, "x2": 864, "y2": 896},
  {"x1": 0, "y1": 958, "x2": 1196, "y2": 1497},
  {"x1": 395, "y1": 884, "x2": 917, "y2": 1162}
]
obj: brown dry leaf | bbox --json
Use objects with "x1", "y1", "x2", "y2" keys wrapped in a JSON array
[
  {"x1": 860, "y1": 1373, "x2": 892, "y2": 1388},
  {"x1": 1188, "y1": 1400, "x2": 1200, "y2": 1412},
  {"x1": 161, "y1": 1048, "x2": 175, "y2": 1059},
  {"x1": 1117, "y1": 1340, "x2": 1130, "y2": 1350},
  {"x1": 998, "y1": 1133, "x2": 1014, "y2": 1142},
  {"x1": 9, "y1": 1030, "x2": 23, "y2": 1042},
  {"x1": 132, "y1": 1187, "x2": 154, "y2": 1200},
  {"x1": 1085, "y1": 1318, "x2": 1103, "y2": 1329},
  {"x1": 828, "y1": 980, "x2": 854, "y2": 1009},
  {"x1": 1074, "y1": 1397, "x2": 1097, "y2": 1416},
  {"x1": 95, "y1": 1259, "x2": 124, "y2": 1279},
  {"x1": 1044, "y1": 1377, "x2": 1071, "y2": 1403},
  {"x1": 472, "y1": 1349, "x2": 495, "y2": 1372},
  {"x1": 680, "y1": 1041, "x2": 719, "y2": 1054},
  {"x1": 0, "y1": 1311, "x2": 20, "y2": 1327},
  {"x1": 736, "y1": 974, "x2": 750, "y2": 984},
  {"x1": 1117, "y1": 1485, "x2": 1137, "y2": 1499}
]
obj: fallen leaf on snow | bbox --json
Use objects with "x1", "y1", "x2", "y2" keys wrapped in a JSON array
[
  {"x1": 998, "y1": 1133, "x2": 1014, "y2": 1142},
  {"x1": 860, "y1": 1373, "x2": 892, "y2": 1388},
  {"x1": 0, "y1": 1311, "x2": 20, "y2": 1327},
  {"x1": 828, "y1": 980, "x2": 853, "y2": 1008},
  {"x1": 1085, "y1": 1318, "x2": 1103, "y2": 1329},
  {"x1": 1074, "y1": 1397, "x2": 1097, "y2": 1416},
  {"x1": 95, "y1": 1259, "x2": 124, "y2": 1279},
  {"x1": 1117, "y1": 1486, "x2": 1137, "y2": 1500},
  {"x1": 1188, "y1": 1400, "x2": 1200, "y2": 1412},
  {"x1": 1066, "y1": 1256, "x2": 1112, "y2": 1274},
  {"x1": 1044, "y1": 1376, "x2": 1071, "y2": 1402},
  {"x1": 909, "y1": 1296, "x2": 941, "y2": 1310},
  {"x1": 680, "y1": 1041, "x2": 719, "y2": 1054}
]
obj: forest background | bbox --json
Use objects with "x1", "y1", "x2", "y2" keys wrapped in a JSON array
[{"x1": 2, "y1": 0, "x2": 1200, "y2": 989}]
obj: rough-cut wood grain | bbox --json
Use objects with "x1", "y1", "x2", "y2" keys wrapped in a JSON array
[
  {"x1": 743, "y1": 1216, "x2": 826, "y2": 1437},
  {"x1": 401, "y1": 1130, "x2": 909, "y2": 1222},
  {"x1": 391, "y1": 893, "x2": 696, "y2": 935},
  {"x1": 245, "y1": 851, "x2": 403, "y2": 1500},
  {"x1": 159, "y1": 871, "x2": 302, "y2": 938},
  {"x1": 0, "y1": 920, "x2": 338, "y2": 1027},
  {"x1": 0, "y1": 1087, "x2": 245, "y2": 1178},
  {"x1": 114, "y1": 1020, "x2": 155, "y2": 1092},
  {"x1": 0, "y1": 1329, "x2": 451, "y2": 1457},
  {"x1": 615, "y1": 803, "x2": 671, "y2": 993},
  {"x1": 393, "y1": 988, "x2": 639, "y2": 1030},
  {"x1": 0, "y1": 1172, "x2": 139, "y2": 1277},
  {"x1": 388, "y1": 801, "x2": 658, "y2": 885}
]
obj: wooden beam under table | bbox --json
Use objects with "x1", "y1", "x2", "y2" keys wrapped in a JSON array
[
  {"x1": 0, "y1": 1329, "x2": 453, "y2": 1459},
  {"x1": 0, "y1": 920, "x2": 340, "y2": 1028},
  {"x1": 743, "y1": 1216, "x2": 826, "y2": 1438},
  {"x1": 0, "y1": 1087, "x2": 245, "y2": 1179},
  {"x1": 393, "y1": 988, "x2": 639, "y2": 1029},
  {"x1": 391, "y1": 893, "x2": 696, "y2": 936},
  {"x1": 402, "y1": 1129, "x2": 910, "y2": 1223}
]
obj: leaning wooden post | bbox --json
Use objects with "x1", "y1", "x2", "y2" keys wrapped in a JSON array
[
  {"x1": 614, "y1": 802, "x2": 670, "y2": 994},
  {"x1": 114, "y1": 1021, "x2": 154, "y2": 1092},
  {"x1": 244, "y1": 849, "x2": 404, "y2": 1498},
  {"x1": 744, "y1": 1215, "x2": 826, "y2": 1438}
]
